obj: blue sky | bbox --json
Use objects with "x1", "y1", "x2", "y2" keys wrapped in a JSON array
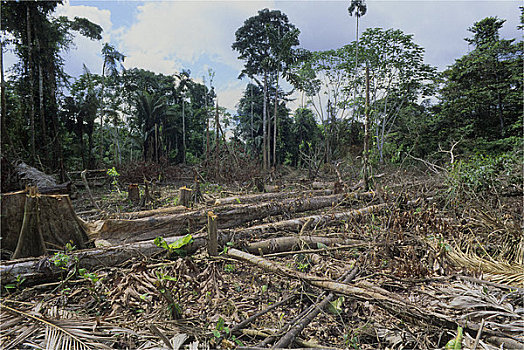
[{"x1": 5, "y1": 0, "x2": 522, "y2": 113}]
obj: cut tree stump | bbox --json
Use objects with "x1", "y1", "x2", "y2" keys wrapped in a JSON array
[
  {"x1": 1, "y1": 188, "x2": 92, "y2": 259},
  {"x1": 127, "y1": 183, "x2": 140, "y2": 205},
  {"x1": 179, "y1": 186, "x2": 192, "y2": 207}
]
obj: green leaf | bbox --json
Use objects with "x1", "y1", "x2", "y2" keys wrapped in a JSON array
[
  {"x1": 327, "y1": 296, "x2": 345, "y2": 315},
  {"x1": 317, "y1": 242, "x2": 328, "y2": 249},
  {"x1": 212, "y1": 330, "x2": 220, "y2": 338},
  {"x1": 168, "y1": 234, "x2": 193, "y2": 250}
]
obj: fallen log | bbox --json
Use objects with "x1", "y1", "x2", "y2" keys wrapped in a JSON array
[
  {"x1": 245, "y1": 236, "x2": 365, "y2": 255},
  {"x1": 112, "y1": 205, "x2": 188, "y2": 219},
  {"x1": 210, "y1": 189, "x2": 333, "y2": 206},
  {"x1": 0, "y1": 233, "x2": 207, "y2": 285},
  {"x1": 231, "y1": 203, "x2": 387, "y2": 238},
  {"x1": 94, "y1": 194, "x2": 349, "y2": 243}
]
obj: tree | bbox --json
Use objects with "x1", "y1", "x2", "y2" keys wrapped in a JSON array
[
  {"x1": 232, "y1": 8, "x2": 300, "y2": 170},
  {"x1": 437, "y1": 17, "x2": 522, "y2": 154},
  {"x1": 357, "y1": 28, "x2": 437, "y2": 163},
  {"x1": 2, "y1": 1, "x2": 102, "y2": 174},
  {"x1": 348, "y1": 0, "x2": 367, "y2": 96},
  {"x1": 100, "y1": 43, "x2": 125, "y2": 165}
]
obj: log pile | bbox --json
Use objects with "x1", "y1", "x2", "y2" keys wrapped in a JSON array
[{"x1": 1, "y1": 176, "x2": 522, "y2": 350}]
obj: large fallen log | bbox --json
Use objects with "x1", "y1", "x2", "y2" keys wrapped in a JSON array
[
  {"x1": 230, "y1": 203, "x2": 387, "y2": 238},
  {"x1": 210, "y1": 189, "x2": 334, "y2": 206},
  {"x1": 0, "y1": 234, "x2": 207, "y2": 285},
  {"x1": 94, "y1": 194, "x2": 349, "y2": 243}
]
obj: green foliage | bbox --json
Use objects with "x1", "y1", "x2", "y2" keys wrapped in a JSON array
[
  {"x1": 212, "y1": 316, "x2": 230, "y2": 338},
  {"x1": 445, "y1": 326, "x2": 463, "y2": 350},
  {"x1": 447, "y1": 151, "x2": 521, "y2": 195},
  {"x1": 437, "y1": 17, "x2": 522, "y2": 155},
  {"x1": 154, "y1": 234, "x2": 193, "y2": 256},
  {"x1": 328, "y1": 296, "x2": 345, "y2": 315},
  {"x1": 3, "y1": 275, "x2": 26, "y2": 293}
]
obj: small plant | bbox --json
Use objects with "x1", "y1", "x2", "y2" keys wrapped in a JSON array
[
  {"x1": 328, "y1": 296, "x2": 345, "y2": 315},
  {"x1": 224, "y1": 264, "x2": 235, "y2": 273},
  {"x1": 52, "y1": 244, "x2": 78, "y2": 270},
  {"x1": 212, "y1": 316, "x2": 230, "y2": 338},
  {"x1": 106, "y1": 167, "x2": 120, "y2": 192},
  {"x1": 78, "y1": 268, "x2": 100, "y2": 284},
  {"x1": 154, "y1": 234, "x2": 193, "y2": 257},
  {"x1": 3, "y1": 275, "x2": 26, "y2": 292}
]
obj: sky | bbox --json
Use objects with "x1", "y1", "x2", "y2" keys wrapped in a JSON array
[{"x1": 5, "y1": 0, "x2": 522, "y2": 113}]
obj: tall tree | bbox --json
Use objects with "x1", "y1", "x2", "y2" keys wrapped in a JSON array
[
  {"x1": 100, "y1": 43, "x2": 125, "y2": 164},
  {"x1": 348, "y1": 0, "x2": 367, "y2": 99},
  {"x1": 438, "y1": 17, "x2": 522, "y2": 153},
  {"x1": 232, "y1": 8, "x2": 300, "y2": 170}
]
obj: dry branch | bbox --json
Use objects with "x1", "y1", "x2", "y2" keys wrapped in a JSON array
[{"x1": 225, "y1": 248, "x2": 517, "y2": 343}]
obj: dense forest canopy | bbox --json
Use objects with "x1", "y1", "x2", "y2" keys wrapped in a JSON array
[{"x1": 1, "y1": 1, "x2": 522, "y2": 183}]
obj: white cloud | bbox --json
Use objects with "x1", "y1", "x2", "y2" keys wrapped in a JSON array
[
  {"x1": 216, "y1": 80, "x2": 247, "y2": 112},
  {"x1": 55, "y1": 1, "x2": 115, "y2": 75},
  {"x1": 119, "y1": 1, "x2": 275, "y2": 75}
]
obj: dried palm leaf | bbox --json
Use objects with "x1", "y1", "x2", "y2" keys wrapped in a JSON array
[{"x1": 447, "y1": 246, "x2": 524, "y2": 287}]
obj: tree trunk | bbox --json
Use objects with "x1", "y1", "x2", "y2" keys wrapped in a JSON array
[
  {"x1": 262, "y1": 72, "x2": 268, "y2": 171},
  {"x1": 26, "y1": 5, "x2": 36, "y2": 165},
  {"x1": 235, "y1": 202, "x2": 385, "y2": 238},
  {"x1": 1, "y1": 190, "x2": 92, "y2": 259},
  {"x1": 0, "y1": 33, "x2": 9, "y2": 150},
  {"x1": 273, "y1": 75, "x2": 279, "y2": 166},
  {"x1": 182, "y1": 99, "x2": 186, "y2": 164},
  {"x1": 94, "y1": 194, "x2": 350, "y2": 243},
  {"x1": 363, "y1": 66, "x2": 370, "y2": 191}
]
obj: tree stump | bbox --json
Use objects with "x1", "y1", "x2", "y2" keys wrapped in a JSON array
[
  {"x1": 1, "y1": 188, "x2": 92, "y2": 259},
  {"x1": 179, "y1": 186, "x2": 193, "y2": 207},
  {"x1": 128, "y1": 183, "x2": 140, "y2": 205},
  {"x1": 207, "y1": 211, "x2": 218, "y2": 256}
]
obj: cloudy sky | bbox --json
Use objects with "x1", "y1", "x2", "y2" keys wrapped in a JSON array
[{"x1": 7, "y1": 0, "x2": 522, "y2": 112}]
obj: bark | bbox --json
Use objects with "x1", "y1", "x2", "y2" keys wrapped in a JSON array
[
  {"x1": 210, "y1": 189, "x2": 333, "y2": 206},
  {"x1": 363, "y1": 66, "x2": 370, "y2": 191},
  {"x1": 245, "y1": 236, "x2": 364, "y2": 255},
  {"x1": 262, "y1": 71, "x2": 268, "y2": 171},
  {"x1": 233, "y1": 202, "x2": 386, "y2": 238},
  {"x1": 0, "y1": 32, "x2": 7, "y2": 149},
  {"x1": 11, "y1": 193, "x2": 47, "y2": 259},
  {"x1": 0, "y1": 233, "x2": 207, "y2": 285},
  {"x1": 207, "y1": 211, "x2": 218, "y2": 256},
  {"x1": 26, "y1": 5, "x2": 36, "y2": 164},
  {"x1": 116, "y1": 206, "x2": 188, "y2": 219},
  {"x1": 179, "y1": 186, "x2": 192, "y2": 207},
  {"x1": 94, "y1": 194, "x2": 349, "y2": 243},
  {"x1": 1, "y1": 190, "x2": 91, "y2": 258}
]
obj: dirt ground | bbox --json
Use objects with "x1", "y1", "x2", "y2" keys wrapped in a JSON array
[{"x1": 1, "y1": 163, "x2": 522, "y2": 349}]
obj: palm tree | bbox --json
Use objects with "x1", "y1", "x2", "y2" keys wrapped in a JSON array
[
  {"x1": 99, "y1": 43, "x2": 125, "y2": 164},
  {"x1": 348, "y1": 0, "x2": 367, "y2": 82}
]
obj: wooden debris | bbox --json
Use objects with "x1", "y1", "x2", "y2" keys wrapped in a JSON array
[
  {"x1": 207, "y1": 211, "x2": 218, "y2": 256},
  {"x1": 127, "y1": 183, "x2": 140, "y2": 205},
  {"x1": 1, "y1": 189, "x2": 91, "y2": 259},
  {"x1": 179, "y1": 186, "x2": 192, "y2": 207}
]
